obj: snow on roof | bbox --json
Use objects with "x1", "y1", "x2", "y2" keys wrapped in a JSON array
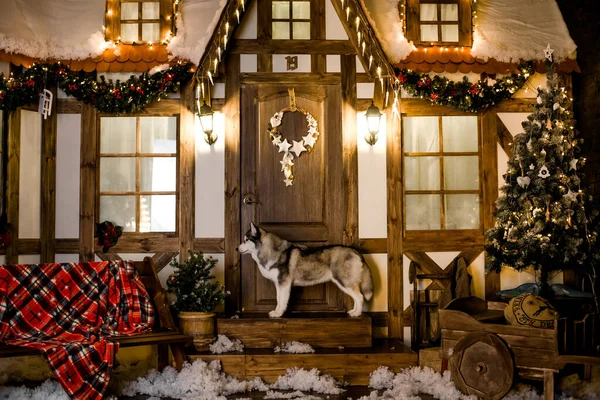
[
  {"x1": 0, "y1": 0, "x2": 577, "y2": 67},
  {"x1": 361, "y1": 0, "x2": 577, "y2": 64}
]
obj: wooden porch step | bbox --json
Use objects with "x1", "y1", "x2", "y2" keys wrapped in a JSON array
[
  {"x1": 217, "y1": 313, "x2": 372, "y2": 348},
  {"x1": 189, "y1": 339, "x2": 417, "y2": 385}
]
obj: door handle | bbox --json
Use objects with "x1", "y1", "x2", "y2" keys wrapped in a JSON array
[{"x1": 243, "y1": 195, "x2": 257, "y2": 205}]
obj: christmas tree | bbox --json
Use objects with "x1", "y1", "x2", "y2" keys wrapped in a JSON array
[
  {"x1": 485, "y1": 50, "x2": 599, "y2": 301},
  {"x1": 166, "y1": 252, "x2": 227, "y2": 312}
]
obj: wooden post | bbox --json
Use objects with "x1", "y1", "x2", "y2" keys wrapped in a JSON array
[
  {"x1": 341, "y1": 55, "x2": 358, "y2": 247},
  {"x1": 481, "y1": 111, "x2": 500, "y2": 300},
  {"x1": 224, "y1": 54, "x2": 242, "y2": 314},
  {"x1": 387, "y1": 99, "x2": 404, "y2": 339},
  {"x1": 256, "y1": 0, "x2": 272, "y2": 73},
  {"x1": 6, "y1": 109, "x2": 21, "y2": 265},
  {"x1": 40, "y1": 84, "x2": 58, "y2": 263},
  {"x1": 79, "y1": 104, "x2": 97, "y2": 262},
  {"x1": 179, "y1": 80, "x2": 195, "y2": 259},
  {"x1": 311, "y1": 0, "x2": 326, "y2": 74}
]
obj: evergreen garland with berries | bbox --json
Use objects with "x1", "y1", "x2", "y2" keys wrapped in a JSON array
[
  {"x1": 396, "y1": 62, "x2": 535, "y2": 113},
  {"x1": 0, "y1": 62, "x2": 193, "y2": 113},
  {"x1": 485, "y1": 61, "x2": 600, "y2": 303},
  {"x1": 166, "y1": 252, "x2": 227, "y2": 313}
]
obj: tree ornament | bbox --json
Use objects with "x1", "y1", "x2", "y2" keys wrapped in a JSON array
[
  {"x1": 268, "y1": 89, "x2": 321, "y2": 187},
  {"x1": 538, "y1": 166, "x2": 550, "y2": 178},
  {"x1": 517, "y1": 176, "x2": 531, "y2": 189},
  {"x1": 563, "y1": 189, "x2": 578, "y2": 202},
  {"x1": 537, "y1": 96, "x2": 543, "y2": 104},
  {"x1": 544, "y1": 43, "x2": 555, "y2": 62},
  {"x1": 529, "y1": 164, "x2": 535, "y2": 170},
  {"x1": 569, "y1": 158, "x2": 578, "y2": 170},
  {"x1": 540, "y1": 149, "x2": 547, "y2": 157},
  {"x1": 527, "y1": 139, "x2": 533, "y2": 150},
  {"x1": 553, "y1": 103, "x2": 560, "y2": 111}
]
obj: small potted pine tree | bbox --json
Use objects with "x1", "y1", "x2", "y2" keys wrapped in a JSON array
[{"x1": 166, "y1": 252, "x2": 227, "y2": 351}]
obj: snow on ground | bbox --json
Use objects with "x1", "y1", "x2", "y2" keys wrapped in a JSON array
[
  {"x1": 274, "y1": 341, "x2": 315, "y2": 354},
  {"x1": 209, "y1": 334, "x2": 245, "y2": 354},
  {"x1": 1, "y1": 362, "x2": 599, "y2": 399}
]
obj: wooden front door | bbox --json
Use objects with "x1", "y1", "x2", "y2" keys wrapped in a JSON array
[{"x1": 240, "y1": 83, "x2": 345, "y2": 313}]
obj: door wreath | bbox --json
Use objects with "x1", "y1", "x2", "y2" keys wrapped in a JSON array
[{"x1": 267, "y1": 89, "x2": 320, "y2": 186}]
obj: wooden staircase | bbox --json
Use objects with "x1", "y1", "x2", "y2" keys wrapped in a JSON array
[{"x1": 189, "y1": 313, "x2": 418, "y2": 384}]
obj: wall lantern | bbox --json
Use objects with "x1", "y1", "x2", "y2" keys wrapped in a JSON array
[
  {"x1": 365, "y1": 101, "x2": 383, "y2": 146},
  {"x1": 198, "y1": 100, "x2": 217, "y2": 145}
]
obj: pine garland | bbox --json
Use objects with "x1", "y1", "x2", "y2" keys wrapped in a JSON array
[
  {"x1": 484, "y1": 62, "x2": 600, "y2": 294},
  {"x1": 396, "y1": 62, "x2": 535, "y2": 113},
  {"x1": 0, "y1": 62, "x2": 194, "y2": 113}
]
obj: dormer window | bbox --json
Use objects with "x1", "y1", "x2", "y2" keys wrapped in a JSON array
[
  {"x1": 105, "y1": 0, "x2": 173, "y2": 44},
  {"x1": 406, "y1": 0, "x2": 472, "y2": 46},
  {"x1": 272, "y1": 1, "x2": 311, "y2": 40}
]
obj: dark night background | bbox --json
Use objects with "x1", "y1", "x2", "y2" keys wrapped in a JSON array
[{"x1": 556, "y1": 1, "x2": 600, "y2": 201}]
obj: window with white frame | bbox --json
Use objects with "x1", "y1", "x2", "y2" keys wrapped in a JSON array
[
  {"x1": 405, "y1": 0, "x2": 472, "y2": 46},
  {"x1": 271, "y1": 1, "x2": 311, "y2": 40},
  {"x1": 403, "y1": 115, "x2": 481, "y2": 231},
  {"x1": 106, "y1": 0, "x2": 173, "y2": 44},
  {"x1": 98, "y1": 116, "x2": 178, "y2": 233}
]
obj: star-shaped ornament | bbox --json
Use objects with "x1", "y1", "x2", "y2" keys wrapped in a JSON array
[
  {"x1": 564, "y1": 189, "x2": 578, "y2": 202},
  {"x1": 291, "y1": 140, "x2": 307, "y2": 157},
  {"x1": 278, "y1": 139, "x2": 292, "y2": 153},
  {"x1": 529, "y1": 164, "x2": 535, "y2": 170},
  {"x1": 272, "y1": 135, "x2": 282, "y2": 146},
  {"x1": 544, "y1": 44, "x2": 555, "y2": 62},
  {"x1": 302, "y1": 134, "x2": 318, "y2": 148},
  {"x1": 284, "y1": 178, "x2": 293, "y2": 187},
  {"x1": 570, "y1": 158, "x2": 578, "y2": 170}
]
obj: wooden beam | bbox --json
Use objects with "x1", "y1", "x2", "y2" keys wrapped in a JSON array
[
  {"x1": 404, "y1": 252, "x2": 449, "y2": 289},
  {"x1": 403, "y1": 235, "x2": 484, "y2": 252},
  {"x1": 179, "y1": 80, "x2": 195, "y2": 259},
  {"x1": 79, "y1": 104, "x2": 97, "y2": 262},
  {"x1": 256, "y1": 0, "x2": 272, "y2": 73},
  {"x1": 400, "y1": 99, "x2": 478, "y2": 116},
  {"x1": 341, "y1": 55, "x2": 358, "y2": 247},
  {"x1": 357, "y1": 238, "x2": 387, "y2": 254},
  {"x1": 152, "y1": 252, "x2": 178, "y2": 273},
  {"x1": 40, "y1": 84, "x2": 58, "y2": 263},
  {"x1": 239, "y1": 73, "x2": 341, "y2": 85},
  {"x1": 496, "y1": 115, "x2": 514, "y2": 158},
  {"x1": 95, "y1": 251, "x2": 122, "y2": 261},
  {"x1": 386, "y1": 98, "x2": 404, "y2": 339},
  {"x1": 481, "y1": 111, "x2": 500, "y2": 300},
  {"x1": 444, "y1": 249, "x2": 484, "y2": 271},
  {"x1": 56, "y1": 99, "x2": 82, "y2": 114},
  {"x1": 194, "y1": 238, "x2": 226, "y2": 253},
  {"x1": 224, "y1": 54, "x2": 242, "y2": 315},
  {"x1": 492, "y1": 98, "x2": 536, "y2": 113},
  {"x1": 6, "y1": 109, "x2": 21, "y2": 265},
  {"x1": 230, "y1": 40, "x2": 354, "y2": 55},
  {"x1": 311, "y1": 0, "x2": 326, "y2": 74}
]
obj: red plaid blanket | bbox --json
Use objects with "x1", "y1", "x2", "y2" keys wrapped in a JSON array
[{"x1": 0, "y1": 260, "x2": 155, "y2": 399}]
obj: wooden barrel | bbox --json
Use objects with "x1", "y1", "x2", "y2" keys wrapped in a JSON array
[{"x1": 178, "y1": 312, "x2": 215, "y2": 351}]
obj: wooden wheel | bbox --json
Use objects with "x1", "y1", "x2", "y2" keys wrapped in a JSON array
[{"x1": 449, "y1": 332, "x2": 514, "y2": 400}]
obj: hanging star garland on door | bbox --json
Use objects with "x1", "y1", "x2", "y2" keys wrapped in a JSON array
[{"x1": 268, "y1": 89, "x2": 320, "y2": 187}]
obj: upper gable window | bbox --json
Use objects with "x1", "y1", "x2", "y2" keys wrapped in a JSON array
[
  {"x1": 406, "y1": 0, "x2": 472, "y2": 46},
  {"x1": 106, "y1": 0, "x2": 173, "y2": 44},
  {"x1": 272, "y1": 1, "x2": 311, "y2": 40}
]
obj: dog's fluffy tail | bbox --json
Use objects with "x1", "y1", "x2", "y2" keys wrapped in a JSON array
[{"x1": 360, "y1": 263, "x2": 374, "y2": 301}]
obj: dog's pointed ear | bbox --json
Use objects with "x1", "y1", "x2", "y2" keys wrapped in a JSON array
[{"x1": 250, "y1": 222, "x2": 258, "y2": 235}]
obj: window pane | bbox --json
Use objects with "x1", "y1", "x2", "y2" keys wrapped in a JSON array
[
  {"x1": 441, "y1": 4, "x2": 458, "y2": 21},
  {"x1": 442, "y1": 116, "x2": 478, "y2": 152},
  {"x1": 406, "y1": 195, "x2": 441, "y2": 230},
  {"x1": 420, "y1": 4, "x2": 438, "y2": 21},
  {"x1": 140, "y1": 195, "x2": 176, "y2": 232},
  {"x1": 445, "y1": 194, "x2": 480, "y2": 229},
  {"x1": 101, "y1": 117, "x2": 136, "y2": 154},
  {"x1": 121, "y1": 2, "x2": 138, "y2": 20},
  {"x1": 140, "y1": 157, "x2": 176, "y2": 192},
  {"x1": 405, "y1": 157, "x2": 440, "y2": 190},
  {"x1": 100, "y1": 195, "x2": 136, "y2": 232},
  {"x1": 441, "y1": 25, "x2": 459, "y2": 42},
  {"x1": 142, "y1": 23, "x2": 160, "y2": 42},
  {"x1": 272, "y1": 21, "x2": 290, "y2": 39},
  {"x1": 292, "y1": 1, "x2": 310, "y2": 19},
  {"x1": 292, "y1": 22, "x2": 311, "y2": 40},
  {"x1": 100, "y1": 158, "x2": 136, "y2": 192},
  {"x1": 272, "y1": 1, "x2": 290, "y2": 19},
  {"x1": 121, "y1": 23, "x2": 139, "y2": 42},
  {"x1": 421, "y1": 25, "x2": 438, "y2": 42},
  {"x1": 403, "y1": 117, "x2": 439, "y2": 153},
  {"x1": 444, "y1": 156, "x2": 479, "y2": 190},
  {"x1": 141, "y1": 117, "x2": 177, "y2": 153},
  {"x1": 142, "y1": 2, "x2": 159, "y2": 19}
]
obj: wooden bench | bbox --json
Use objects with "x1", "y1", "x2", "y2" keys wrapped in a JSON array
[{"x1": 0, "y1": 257, "x2": 191, "y2": 371}]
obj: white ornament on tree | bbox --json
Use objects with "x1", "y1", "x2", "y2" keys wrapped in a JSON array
[
  {"x1": 553, "y1": 103, "x2": 560, "y2": 111},
  {"x1": 537, "y1": 96, "x2": 543, "y2": 104},
  {"x1": 569, "y1": 158, "x2": 578, "y2": 170},
  {"x1": 538, "y1": 165, "x2": 550, "y2": 179},
  {"x1": 544, "y1": 43, "x2": 554, "y2": 62},
  {"x1": 529, "y1": 164, "x2": 535, "y2": 170},
  {"x1": 517, "y1": 176, "x2": 531, "y2": 188},
  {"x1": 564, "y1": 189, "x2": 578, "y2": 202}
]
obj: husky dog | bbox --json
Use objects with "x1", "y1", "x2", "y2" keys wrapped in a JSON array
[{"x1": 236, "y1": 223, "x2": 374, "y2": 318}]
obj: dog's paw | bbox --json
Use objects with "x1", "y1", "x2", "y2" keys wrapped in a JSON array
[
  {"x1": 347, "y1": 309, "x2": 362, "y2": 317},
  {"x1": 269, "y1": 310, "x2": 283, "y2": 318}
]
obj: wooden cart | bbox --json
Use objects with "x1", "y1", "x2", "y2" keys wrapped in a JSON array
[{"x1": 439, "y1": 297, "x2": 600, "y2": 400}]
